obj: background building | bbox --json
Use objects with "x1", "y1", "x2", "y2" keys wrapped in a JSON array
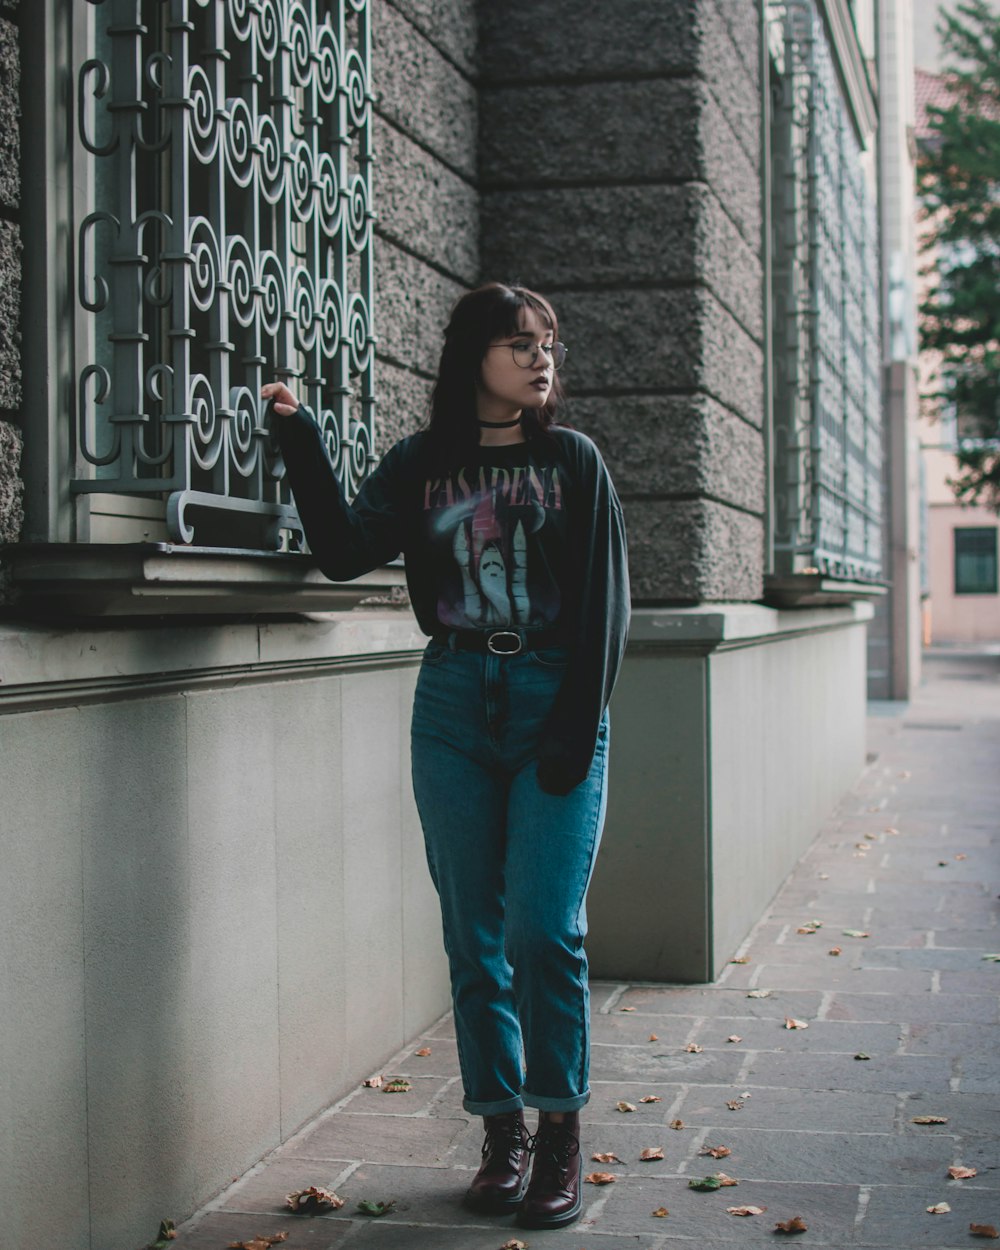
[
  {"x1": 0, "y1": 2, "x2": 913, "y2": 1247},
  {"x1": 913, "y1": 2, "x2": 1000, "y2": 646}
]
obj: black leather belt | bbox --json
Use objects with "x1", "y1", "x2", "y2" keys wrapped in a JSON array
[{"x1": 432, "y1": 628, "x2": 567, "y2": 656}]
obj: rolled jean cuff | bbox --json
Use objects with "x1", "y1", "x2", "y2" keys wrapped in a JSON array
[
  {"x1": 463, "y1": 1093, "x2": 525, "y2": 1116},
  {"x1": 522, "y1": 1088, "x2": 591, "y2": 1113}
]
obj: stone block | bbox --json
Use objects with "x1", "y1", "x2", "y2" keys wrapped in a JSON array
[
  {"x1": 480, "y1": 78, "x2": 702, "y2": 188},
  {"x1": 0, "y1": 219, "x2": 21, "y2": 409},
  {"x1": 374, "y1": 237, "x2": 466, "y2": 377},
  {"x1": 484, "y1": 183, "x2": 761, "y2": 341},
  {"x1": 554, "y1": 287, "x2": 763, "y2": 428},
  {"x1": 570, "y1": 394, "x2": 764, "y2": 516},
  {"x1": 0, "y1": 17, "x2": 19, "y2": 209},
  {"x1": 386, "y1": 0, "x2": 476, "y2": 76},
  {"x1": 372, "y1": 357, "x2": 433, "y2": 454},
  {"x1": 373, "y1": 0, "x2": 476, "y2": 179},
  {"x1": 478, "y1": 0, "x2": 699, "y2": 81},
  {"x1": 0, "y1": 419, "x2": 23, "y2": 542},
  {"x1": 373, "y1": 114, "x2": 478, "y2": 284},
  {"x1": 700, "y1": 0, "x2": 761, "y2": 164},
  {"x1": 701, "y1": 80, "x2": 761, "y2": 246},
  {"x1": 624, "y1": 497, "x2": 764, "y2": 601}
]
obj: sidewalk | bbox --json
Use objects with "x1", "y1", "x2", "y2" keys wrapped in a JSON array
[{"x1": 176, "y1": 650, "x2": 999, "y2": 1250}]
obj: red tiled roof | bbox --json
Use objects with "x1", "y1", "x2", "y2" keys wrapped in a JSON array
[{"x1": 915, "y1": 67, "x2": 955, "y2": 139}]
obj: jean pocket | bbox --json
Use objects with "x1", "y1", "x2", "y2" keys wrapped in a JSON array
[
  {"x1": 527, "y1": 646, "x2": 570, "y2": 670},
  {"x1": 422, "y1": 640, "x2": 449, "y2": 665}
]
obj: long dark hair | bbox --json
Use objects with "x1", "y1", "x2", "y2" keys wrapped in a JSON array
[{"x1": 424, "y1": 283, "x2": 564, "y2": 468}]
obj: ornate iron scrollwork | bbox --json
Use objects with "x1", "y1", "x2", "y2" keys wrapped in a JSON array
[
  {"x1": 74, "y1": 0, "x2": 376, "y2": 551},
  {"x1": 769, "y1": 0, "x2": 882, "y2": 582}
]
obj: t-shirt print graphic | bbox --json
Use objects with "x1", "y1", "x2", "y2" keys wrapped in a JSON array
[{"x1": 423, "y1": 462, "x2": 563, "y2": 630}]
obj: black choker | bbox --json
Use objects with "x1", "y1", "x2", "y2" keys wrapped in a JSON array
[{"x1": 477, "y1": 416, "x2": 522, "y2": 428}]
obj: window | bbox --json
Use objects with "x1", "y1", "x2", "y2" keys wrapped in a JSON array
[
  {"x1": 954, "y1": 527, "x2": 998, "y2": 595},
  {"x1": 67, "y1": 2, "x2": 375, "y2": 553},
  {"x1": 767, "y1": 0, "x2": 883, "y2": 589}
]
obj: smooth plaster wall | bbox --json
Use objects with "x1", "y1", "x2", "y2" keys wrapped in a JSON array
[
  {"x1": 478, "y1": 0, "x2": 766, "y2": 603},
  {"x1": 0, "y1": 664, "x2": 450, "y2": 1250},
  {"x1": 588, "y1": 618, "x2": 868, "y2": 982}
]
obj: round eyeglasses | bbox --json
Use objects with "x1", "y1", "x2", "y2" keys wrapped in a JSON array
[{"x1": 488, "y1": 340, "x2": 568, "y2": 370}]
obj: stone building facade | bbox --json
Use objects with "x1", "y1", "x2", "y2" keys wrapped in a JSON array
[{"x1": 0, "y1": 3, "x2": 889, "y2": 1247}]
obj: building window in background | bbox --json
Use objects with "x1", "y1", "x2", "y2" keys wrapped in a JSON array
[{"x1": 954, "y1": 527, "x2": 998, "y2": 595}]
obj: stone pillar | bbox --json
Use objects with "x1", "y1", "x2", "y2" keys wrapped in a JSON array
[
  {"x1": 479, "y1": 0, "x2": 765, "y2": 601},
  {"x1": 0, "y1": 0, "x2": 22, "y2": 551}
]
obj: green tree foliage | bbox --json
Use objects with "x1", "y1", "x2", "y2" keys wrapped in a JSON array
[{"x1": 918, "y1": 0, "x2": 1000, "y2": 509}]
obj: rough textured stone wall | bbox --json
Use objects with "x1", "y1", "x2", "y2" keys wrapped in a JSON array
[
  {"x1": 479, "y1": 0, "x2": 765, "y2": 602},
  {"x1": 0, "y1": 0, "x2": 22, "y2": 546},
  {"x1": 370, "y1": 0, "x2": 478, "y2": 452}
]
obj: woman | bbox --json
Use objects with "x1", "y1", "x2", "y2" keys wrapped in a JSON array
[{"x1": 263, "y1": 282, "x2": 629, "y2": 1230}]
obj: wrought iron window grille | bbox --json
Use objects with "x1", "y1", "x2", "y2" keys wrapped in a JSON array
[
  {"x1": 767, "y1": 0, "x2": 884, "y2": 593},
  {"x1": 73, "y1": 0, "x2": 376, "y2": 555}
]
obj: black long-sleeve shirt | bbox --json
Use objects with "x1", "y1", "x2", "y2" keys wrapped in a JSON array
[{"x1": 276, "y1": 405, "x2": 630, "y2": 794}]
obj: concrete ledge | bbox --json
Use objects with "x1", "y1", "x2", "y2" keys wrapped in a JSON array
[
  {"x1": 627, "y1": 601, "x2": 875, "y2": 648},
  {"x1": 0, "y1": 610, "x2": 426, "y2": 709}
]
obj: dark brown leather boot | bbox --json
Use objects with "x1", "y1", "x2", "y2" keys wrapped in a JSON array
[
  {"x1": 516, "y1": 1111, "x2": 582, "y2": 1229},
  {"x1": 464, "y1": 1110, "x2": 533, "y2": 1213}
]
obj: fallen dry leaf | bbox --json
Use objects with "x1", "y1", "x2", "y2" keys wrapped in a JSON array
[
  {"x1": 939, "y1": 861, "x2": 949, "y2": 867},
  {"x1": 584, "y1": 1172, "x2": 616, "y2": 1185},
  {"x1": 948, "y1": 1165, "x2": 977, "y2": 1179},
  {"x1": 685, "y1": 1043, "x2": 704, "y2": 1053},
  {"x1": 363, "y1": 1074, "x2": 383, "y2": 1088},
  {"x1": 591, "y1": 1152, "x2": 620, "y2": 1163},
  {"x1": 842, "y1": 929, "x2": 871, "y2": 938},
  {"x1": 640, "y1": 1094, "x2": 662, "y2": 1103},
  {"x1": 652, "y1": 1206, "x2": 670, "y2": 1217},
  {"x1": 731, "y1": 956, "x2": 750, "y2": 964},
  {"x1": 829, "y1": 946, "x2": 842, "y2": 956},
  {"x1": 982, "y1": 954, "x2": 1000, "y2": 962},
  {"x1": 864, "y1": 832, "x2": 877, "y2": 840},
  {"x1": 727, "y1": 1034, "x2": 743, "y2": 1043},
  {"x1": 382, "y1": 1078, "x2": 411, "y2": 1094},
  {"x1": 796, "y1": 926, "x2": 817, "y2": 934},
  {"x1": 699, "y1": 1145, "x2": 732, "y2": 1159},
  {"x1": 648, "y1": 1033, "x2": 659, "y2": 1042},
  {"x1": 669, "y1": 1118, "x2": 685, "y2": 1130},
  {"x1": 414, "y1": 1047, "x2": 431, "y2": 1057},
  {"x1": 728, "y1": 1205, "x2": 766, "y2": 1216},
  {"x1": 971, "y1": 1223, "x2": 1000, "y2": 1238},
  {"x1": 726, "y1": 1099, "x2": 745, "y2": 1111},
  {"x1": 716, "y1": 1172, "x2": 739, "y2": 1186},
  {"x1": 357, "y1": 1199, "x2": 396, "y2": 1217},
  {"x1": 688, "y1": 1175, "x2": 723, "y2": 1191},
  {"x1": 774, "y1": 1215, "x2": 808, "y2": 1233},
  {"x1": 146, "y1": 1221, "x2": 177, "y2": 1250},
  {"x1": 227, "y1": 1237, "x2": 288, "y2": 1250},
  {"x1": 927, "y1": 1202, "x2": 952, "y2": 1214},
  {"x1": 500, "y1": 1241, "x2": 528, "y2": 1250},
  {"x1": 784, "y1": 1017, "x2": 809, "y2": 1030},
  {"x1": 640, "y1": 1147, "x2": 664, "y2": 1161},
  {"x1": 855, "y1": 1053, "x2": 871, "y2": 1061},
  {"x1": 285, "y1": 1186, "x2": 345, "y2": 1213},
  {"x1": 616, "y1": 1100, "x2": 637, "y2": 1113},
  {"x1": 911, "y1": 1115, "x2": 949, "y2": 1124},
  {"x1": 747, "y1": 989, "x2": 771, "y2": 999},
  {"x1": 620, "y1": 1006, "x2": 636, "y2": 1012},
  {"x1": 955, "y1": 853, "x2": 968, "y2": 860},
  {"x1": 885, "y1": 826, "x2": 899, "y2": 835}
]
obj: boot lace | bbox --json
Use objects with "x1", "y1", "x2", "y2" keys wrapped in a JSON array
[
  {"x1": 483, "y1": 1114, "x2": 531, "y2": 1164},
  {"x1": 528, "y1": 1120, "x2": 580, "y2": 1179}
]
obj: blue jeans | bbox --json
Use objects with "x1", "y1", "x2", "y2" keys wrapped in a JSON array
[{"x1": 410, "y1": 638, "x2": 609, "y2": 1116}]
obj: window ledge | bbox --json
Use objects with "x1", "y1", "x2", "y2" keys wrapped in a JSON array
[
  {"x1": 764, "y1": 574, "x2": 888, "y2": 608},
  {"x1": 2, "y1": 543, "x2": 406, "y2": 619}
]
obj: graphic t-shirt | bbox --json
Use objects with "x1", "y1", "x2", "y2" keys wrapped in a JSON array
[
  {"x1": 421, "y1": 444, "x2": 567, "y2": 631},
  {"x1": 275, "y1": 408, "x2": 630, "y2": 794}
]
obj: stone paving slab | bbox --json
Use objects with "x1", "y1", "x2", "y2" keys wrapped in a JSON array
[{"x1": 176, "y1": 653, "x2": 999, "y2": 1250}]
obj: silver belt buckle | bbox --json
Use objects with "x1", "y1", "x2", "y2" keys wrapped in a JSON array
[{"x1": 487, "y1": 630, "x2": 522, "y2": 655}]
